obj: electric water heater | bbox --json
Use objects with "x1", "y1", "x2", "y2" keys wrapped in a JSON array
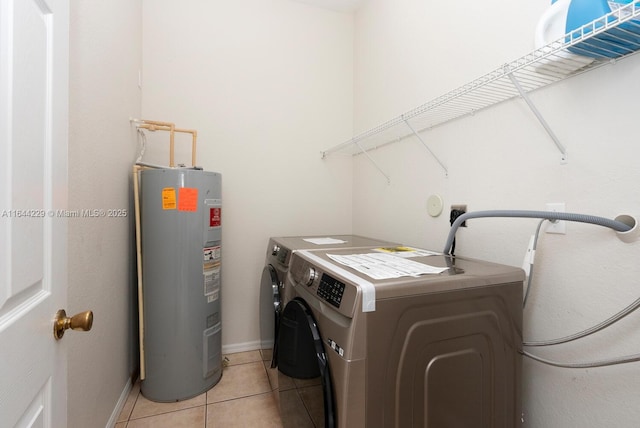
[{"x1": 139, "y1": 167, "x2": 222, "y2": 402}]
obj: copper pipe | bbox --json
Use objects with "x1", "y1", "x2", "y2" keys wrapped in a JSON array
[
  {"x1": 136, "y1": 120, "x2": 198, "y2": 167},
  {"x1": 174, "y1": 128, "x2": 197, "y2": 167}
]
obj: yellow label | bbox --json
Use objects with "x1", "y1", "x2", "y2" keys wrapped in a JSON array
[
  {"x1": 162, "y1": 187, "x2": 177, "y2": 210},
  {"x1": 376, "y1": 246, "x2": 415, "y2": 253}
]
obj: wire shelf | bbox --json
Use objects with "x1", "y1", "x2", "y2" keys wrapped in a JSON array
[{"x1": 322, "y1": 2, "x2": 640, "y2": 158}]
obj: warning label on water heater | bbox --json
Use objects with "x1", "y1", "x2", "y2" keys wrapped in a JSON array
[
  {"x1": 161, "y1": 187, "x2": 176, "y2": 210},
  {"x1": 203, "y1": 246, "x2": 221, "y2": 265},
  {"x1": 203, "y1": 246, "x2": 221, "y2": 302},
  {"x1": 178, "y1": 187, "x2": 198, "y2": 212},
  {"x1": 210, "y1": 207, "x2": 221, "y2": 227},
  {"x1": 204, "y1": 266, "x2": 220, "y2": 301}
]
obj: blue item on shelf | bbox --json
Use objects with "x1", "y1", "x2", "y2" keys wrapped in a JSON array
[
  {"x1": 535, "y1": 0, "x2": 595, "y2": 75},
  {"x1": 566, "y1": 0, "x2": 640, "y2": 58}
]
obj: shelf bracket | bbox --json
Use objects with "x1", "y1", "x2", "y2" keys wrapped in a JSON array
[
  {"x1": 505, "y1": 67, "x2": 568, "y2": 164},
  {"x1": 404, "y1": 120, "x2": 448, "y2": 176},
  {"x1": 355, "y1": 141, "x2": 391, "y2": 184}
]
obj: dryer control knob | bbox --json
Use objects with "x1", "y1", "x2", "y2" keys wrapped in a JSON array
[
  {"x1": 303, "y1": 267, "x2": 317, "y2": 286},
  {"x1": 271, "y1": 245, "x2": 280, "y2": 256}
]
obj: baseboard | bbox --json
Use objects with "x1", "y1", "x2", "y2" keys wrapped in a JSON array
[
  {"x1": 222, "y1": 340, "x2": 261, "y2": 355},
  {"x1": 105, "y1": 376, "x2": 133, "y2": 428}
]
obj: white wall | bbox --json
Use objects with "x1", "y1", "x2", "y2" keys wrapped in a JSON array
[
  {"x1": 140, "y1": 0, "x2": 354, "y2": 350},
  {"x1": 352, "y1": 0, "x2": 640, "y2": 426},
  {"x1": 68, "y1": 1, "x2": 142, "y2": 427}
]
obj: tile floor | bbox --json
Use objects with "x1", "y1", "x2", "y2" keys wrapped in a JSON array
[{"x1": 115, "y1": 350, "x2": 283, "y2": 428}]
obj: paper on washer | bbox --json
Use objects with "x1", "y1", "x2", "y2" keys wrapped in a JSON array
[
  {"x1": 327, "y1": 252, "x2": 448, "y2": 280},
  {"x1": 302, "y1": 237, "x2": 348, "y2": 245}
]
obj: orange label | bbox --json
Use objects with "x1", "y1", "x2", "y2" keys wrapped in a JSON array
[
  {"x1": 178, "y1": 187, "x2": 198, "y2": 212},
  {"x1": 162, "y1": 188, "x2": 176, "y2": 210}
]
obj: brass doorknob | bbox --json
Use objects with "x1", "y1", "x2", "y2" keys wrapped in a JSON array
[{"x1": 53, "y1": 309, "x2": 94, "y2": 340}]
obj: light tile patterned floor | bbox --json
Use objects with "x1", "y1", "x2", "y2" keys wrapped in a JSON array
[{"x1": 115, "y1": 351, "x2": 283, "y2": 428}]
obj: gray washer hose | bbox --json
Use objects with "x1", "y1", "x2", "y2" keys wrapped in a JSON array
[{"x1": 443, "y1": 210, "x2": 632, "y2": 255}]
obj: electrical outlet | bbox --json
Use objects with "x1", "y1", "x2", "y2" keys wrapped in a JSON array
[
  {"x1": 546, "y1": 202, "x2": 566, "y2": 234},
  {"x1": 450, "y1": 204, "x2": 467, "y2": 227}
]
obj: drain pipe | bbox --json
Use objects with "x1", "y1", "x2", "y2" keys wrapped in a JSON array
[
  {"x1": 443, "y1": 210, "x2": 635, "y2": 255},
  {"x1": 133, "y1": 164, "x2": 146, "y2": 379}
]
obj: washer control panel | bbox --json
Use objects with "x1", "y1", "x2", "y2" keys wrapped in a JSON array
[
  {"x1": 268, "y1": 240, "x2": 292, "y2": 267},
  {"x1": 317, "y1": 274, "x2": 345, "y2": 308},
  {"x1": 289, "y1": 253, "x2": 359, "y2": 318},
  {"x1": 276, "y1": 247, "x2": 289, "y2": 265}
]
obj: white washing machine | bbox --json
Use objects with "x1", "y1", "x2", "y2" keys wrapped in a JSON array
[
  {"x1": 278, "y1": 247, "x2": 524, "y2": 427},
  {"x1": 259, "y1": 236, "x2": 399, "y2": 395}
]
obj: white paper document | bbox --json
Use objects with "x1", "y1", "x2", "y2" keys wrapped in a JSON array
[
  {"x1": 302, "y1": 237, "x2": 348, "y2": 245},
  {"x1": 326, "y1": 252, "x2": 448, "y2": 280}
]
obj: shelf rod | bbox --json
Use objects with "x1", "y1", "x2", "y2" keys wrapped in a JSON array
[
  {"x1": 355, "y1": 140, "x2": 391, "y2": 184},
  {"x1": 505, "y1": 66, "x2": 568, "y2": 163},
  {"x1": 404, "y1": 120, "x2": 448, "y2": 176}
]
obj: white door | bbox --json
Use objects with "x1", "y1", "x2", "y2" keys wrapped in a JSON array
[{"x1": 0, "y1": 0, "x2": 69, "y2": 427}]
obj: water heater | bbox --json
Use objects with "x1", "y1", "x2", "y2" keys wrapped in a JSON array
[{"x1": 139, "y1": 167, "x2": 222, "y2": 402}]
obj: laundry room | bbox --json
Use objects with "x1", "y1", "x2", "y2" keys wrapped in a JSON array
[{"x1": 10, "y1": 0, "x2": 639, "y2": 427}]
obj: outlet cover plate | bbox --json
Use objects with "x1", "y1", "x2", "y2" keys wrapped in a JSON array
[{"x1": 546, "y1": 202, "x2": 566, "y2": 234}]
